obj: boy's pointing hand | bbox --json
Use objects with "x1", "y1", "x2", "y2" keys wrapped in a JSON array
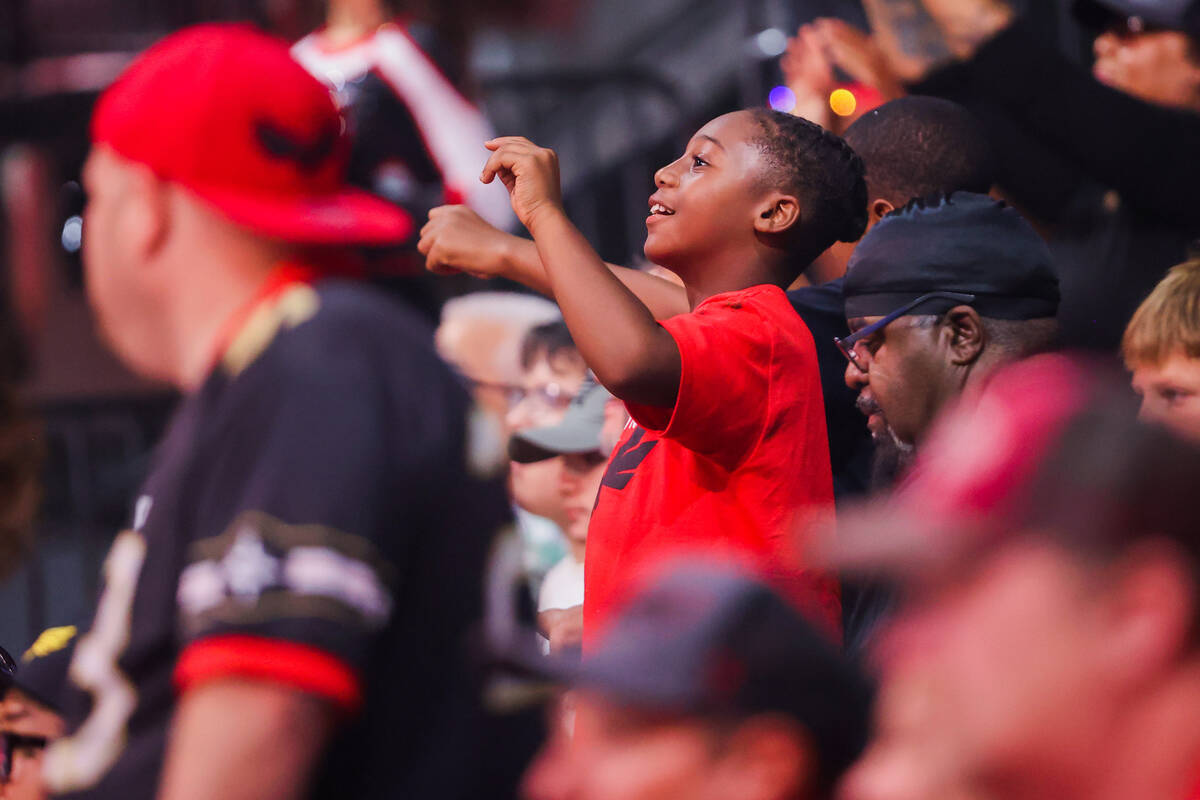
[{"x1": 481, "y1": 137, "x2": 564, "y2": 233}]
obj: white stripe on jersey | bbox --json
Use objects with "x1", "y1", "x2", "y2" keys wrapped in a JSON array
[{"x1": 292, "y1": 26, "x2": 514, "y2": 229}]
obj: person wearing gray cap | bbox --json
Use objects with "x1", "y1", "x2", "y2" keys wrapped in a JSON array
[
  {"x1": 520, "y1": 561, "x2": 873, "y2": 800},
  {"x1": 510, "y1": 379, "x2": 624, "y2": 654}
]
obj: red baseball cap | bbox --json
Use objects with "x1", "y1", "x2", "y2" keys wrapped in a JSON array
[{"x1": 91, "y1": 24, "x2": 412, "y2": 244}]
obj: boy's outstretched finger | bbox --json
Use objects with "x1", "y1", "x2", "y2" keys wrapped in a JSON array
[
  {"x1": 481, "y1": 146, "x2": 524, "y2": 185},
  {"x1": 484, "y1": 135, "x2": 537, "y2": 151}
]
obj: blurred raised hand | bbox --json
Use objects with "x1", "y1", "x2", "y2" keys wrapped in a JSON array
[
  {"x1": 859, "y1": 0, "x2": 955, "y2": 84},
  {"x1": 781, "y1": 23, "x2": 839, "y2": 127},
  {"x1": 814, "y1": 18, "x2": 906, "y2": 102},
  {"x1": 911, "y1": 0, "x2": 1015, "y2": 58}
]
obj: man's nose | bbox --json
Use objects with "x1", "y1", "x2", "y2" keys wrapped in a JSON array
[
  {"x1": 845, "y1": 359, "x2": 869, "y2": 391},
  {"x1": 1094, "y1": 30, "x2": 1118, "y2": 58}
]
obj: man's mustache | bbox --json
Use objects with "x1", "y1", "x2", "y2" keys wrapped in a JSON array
[{"x1": 856, "y1": 393, "x2": 882, "y2": 418}]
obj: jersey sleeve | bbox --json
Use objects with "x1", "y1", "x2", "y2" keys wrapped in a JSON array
[
  {"x1": 624, "y1": 294, "x2": 778, "y2": 470},
  {"x1": 172, "y1": 334, "x2": 436, "y2": 711}
]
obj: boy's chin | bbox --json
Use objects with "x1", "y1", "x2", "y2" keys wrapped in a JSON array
[{"x1": 642, "y1": 238, "x2": 684, "y2": 274}]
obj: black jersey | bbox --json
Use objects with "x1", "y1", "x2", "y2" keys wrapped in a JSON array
[{"x1": 44, "y1": 274, "x2": 513, "y2": 799}]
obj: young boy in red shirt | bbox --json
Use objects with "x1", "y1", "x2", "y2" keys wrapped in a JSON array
[{"x1": 468, "y1": 109, "x2": 866, "y2": 640}]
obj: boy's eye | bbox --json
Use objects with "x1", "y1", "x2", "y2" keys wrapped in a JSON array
[
  {"x1": 1160, "y1": 387, "x2": 1192, "y2": 405},
  {"x1": 691, "y1": 155, "x2": 708, "y2": 168}
]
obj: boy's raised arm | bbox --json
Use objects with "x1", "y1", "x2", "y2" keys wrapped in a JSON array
[
  {"x1": 479, "y1": 136, "x2": 682, "y2": 408},
  {"x1": 418, "y1": 205, "x2": 691, "y2": 321}
]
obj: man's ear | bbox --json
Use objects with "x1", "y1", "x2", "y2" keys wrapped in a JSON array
[
  {"x1": 870, "y1": 198, "x2": 894, "y2": 223},
  {"x1": 121, "y1": 165, "x2": 170, "y2": 263},
  {"x1": 943, "y1": 306, "x2": 985, "y2": 365},
  {"x1": 753, "y1": 193, "x2": 801, "y2": 236}
]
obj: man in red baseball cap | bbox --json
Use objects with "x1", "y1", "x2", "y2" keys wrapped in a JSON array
[
  {"x1": 833, "y1": 356, "x2": 1200, "y2": 800},
  {"x1": 41, "y1": 24, "x2": 516, "y2": 800}
]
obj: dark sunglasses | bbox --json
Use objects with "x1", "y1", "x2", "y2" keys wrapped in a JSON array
[
  {"x1": 0, "y1": 732, "x2": 49, "y2": 783},
  {"x1": 835, "y1": 291, "x2": 977, "y2": 374},
  {"x1": 0, "y1": 646, "x2": 13, "y2": 678}
]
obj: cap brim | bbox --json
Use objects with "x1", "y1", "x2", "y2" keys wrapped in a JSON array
[
  {"x1": 509, "y1": 426, "x2": 602, "y2": 464},
  {"x1": 192, "y1": 185, "x2": 413, "y2": 245}
]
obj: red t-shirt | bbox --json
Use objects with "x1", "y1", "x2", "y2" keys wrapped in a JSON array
[{"x1": 583, "y1": 284, "x2": 839, "y2": 642}]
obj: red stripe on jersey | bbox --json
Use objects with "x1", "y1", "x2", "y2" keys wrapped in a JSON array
[{"x1": 174, "y1": 635, "x2": 362, "y2": 712}]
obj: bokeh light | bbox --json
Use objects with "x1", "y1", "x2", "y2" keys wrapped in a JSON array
[
  {"x1": 830, "y1": 88, "x2": 857, "y2": 117},
  {"x1": 61, "y1": 215, "x2": 83, "y2": 253},
  {"x1": 768, "y1": 85, "x2": 797, "y2": 113},
  {"x1": 755, "y1": 28, "x2": 788, "y2": 57}
]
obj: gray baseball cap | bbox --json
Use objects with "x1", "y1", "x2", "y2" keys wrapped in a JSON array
[{"x1": 508, "y1": 377, "x2": 612, "y2": 463}]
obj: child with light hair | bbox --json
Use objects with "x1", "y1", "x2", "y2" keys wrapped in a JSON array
[{"x1": 1123, "y1": 258, "x2": 1200, "y2": 440}]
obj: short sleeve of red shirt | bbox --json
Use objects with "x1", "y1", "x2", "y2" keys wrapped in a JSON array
[{"x1": 626, "y1": 287, "x2": 783, "y2": 469}]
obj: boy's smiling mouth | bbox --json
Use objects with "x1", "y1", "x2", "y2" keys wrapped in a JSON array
[{"x1": 647, "y1": 194, "x2": 676, "y2": 221}]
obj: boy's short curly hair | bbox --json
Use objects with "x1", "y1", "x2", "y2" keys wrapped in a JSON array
[
  {"x1": 1122, "y1": 259, "x2": 1200, "y2": 367},
  {"x1": 747, "y1": 108, "x2": 868, "y2": 265}
]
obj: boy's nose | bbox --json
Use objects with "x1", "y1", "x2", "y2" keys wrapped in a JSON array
[{"x1": 654, "y1": 161, "x2": 679, "y2": 188}]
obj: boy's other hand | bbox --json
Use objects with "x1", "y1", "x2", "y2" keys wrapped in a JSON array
[
  {"x1": 418, "y1": 205, "x2": 515, "y2": 278},
  {"x1": 481, "y1": 137, "x2": 564, "y2": 232}
]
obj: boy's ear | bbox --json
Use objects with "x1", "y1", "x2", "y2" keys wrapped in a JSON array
[
  {"x1": 753, "y1": 193, "x2": 801, "y2": 235},
  {"x1": 870, "y1": 198, "x2": 894, "y2": 223}
]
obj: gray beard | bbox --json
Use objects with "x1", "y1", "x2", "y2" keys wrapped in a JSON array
[{"x1": 870, "y1": 427, "x2": 917, "y2": 490}]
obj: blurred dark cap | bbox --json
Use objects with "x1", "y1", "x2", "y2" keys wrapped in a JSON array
[
  {"x1": 843, "y1": 192, "x2": 1060, "y2": 321},
  {"x1": 1073, "y1": 0, "x2": 1200, "y2": 37},
  {"x1": 538, "y1": 561, "x2": 873, "y2": 791},
  {"x1": 832, "y1": 354, "x2": 1200, "y2": 582},
  {"x1": 3, "y1": 626, "x2": 79, "y2": 714}
]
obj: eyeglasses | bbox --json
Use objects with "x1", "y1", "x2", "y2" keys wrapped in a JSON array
[
  {"x1": 508, "y1": 383, "x2": 576, "y2": 414},
  {"x1": 835, "y1": 292, "x2": 977, "y2": 374},
  {"x1": 0, "y1": 646, "x2": 13, "y2": 678},
  {"x1": 0, "y1": 733, "x2": 49, "y2": 783}
]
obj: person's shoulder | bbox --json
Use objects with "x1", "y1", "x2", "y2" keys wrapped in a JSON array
[{"x1": 231, "y1": 279, "x2": 450, "y2": 396}]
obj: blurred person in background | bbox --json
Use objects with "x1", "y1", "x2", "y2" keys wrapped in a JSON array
[
  {"x1": 508, "y1": 321, "x2": 588, "y2": 594},
  {"x1": 520, "y1": 562, "x2": 873, "y2": 800},
  {"x1": 510, "y1": 380, "x2": 623, "y2": 655},
  {"x1": 836, "y1": 356, "x2": 1200, "y2": 800},
  {"x1": 0, "y1": 626, "x2": 76, "y2": 800},
  {"x1": 291, "y1": 0, "x2": 512, "y2": 243},
  {"x1": 43, "y1": 25, "x2": 514, "y2": 800},
  {"x1": 1123, "y1": 257, "x2": 1200, "y2": 440},
  {"x1": 436, "y1": 291, "x2": 560, "y2": 431},
  {"x1": 847, "y1": 0, "x2": 1200, "y2": 351}
]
